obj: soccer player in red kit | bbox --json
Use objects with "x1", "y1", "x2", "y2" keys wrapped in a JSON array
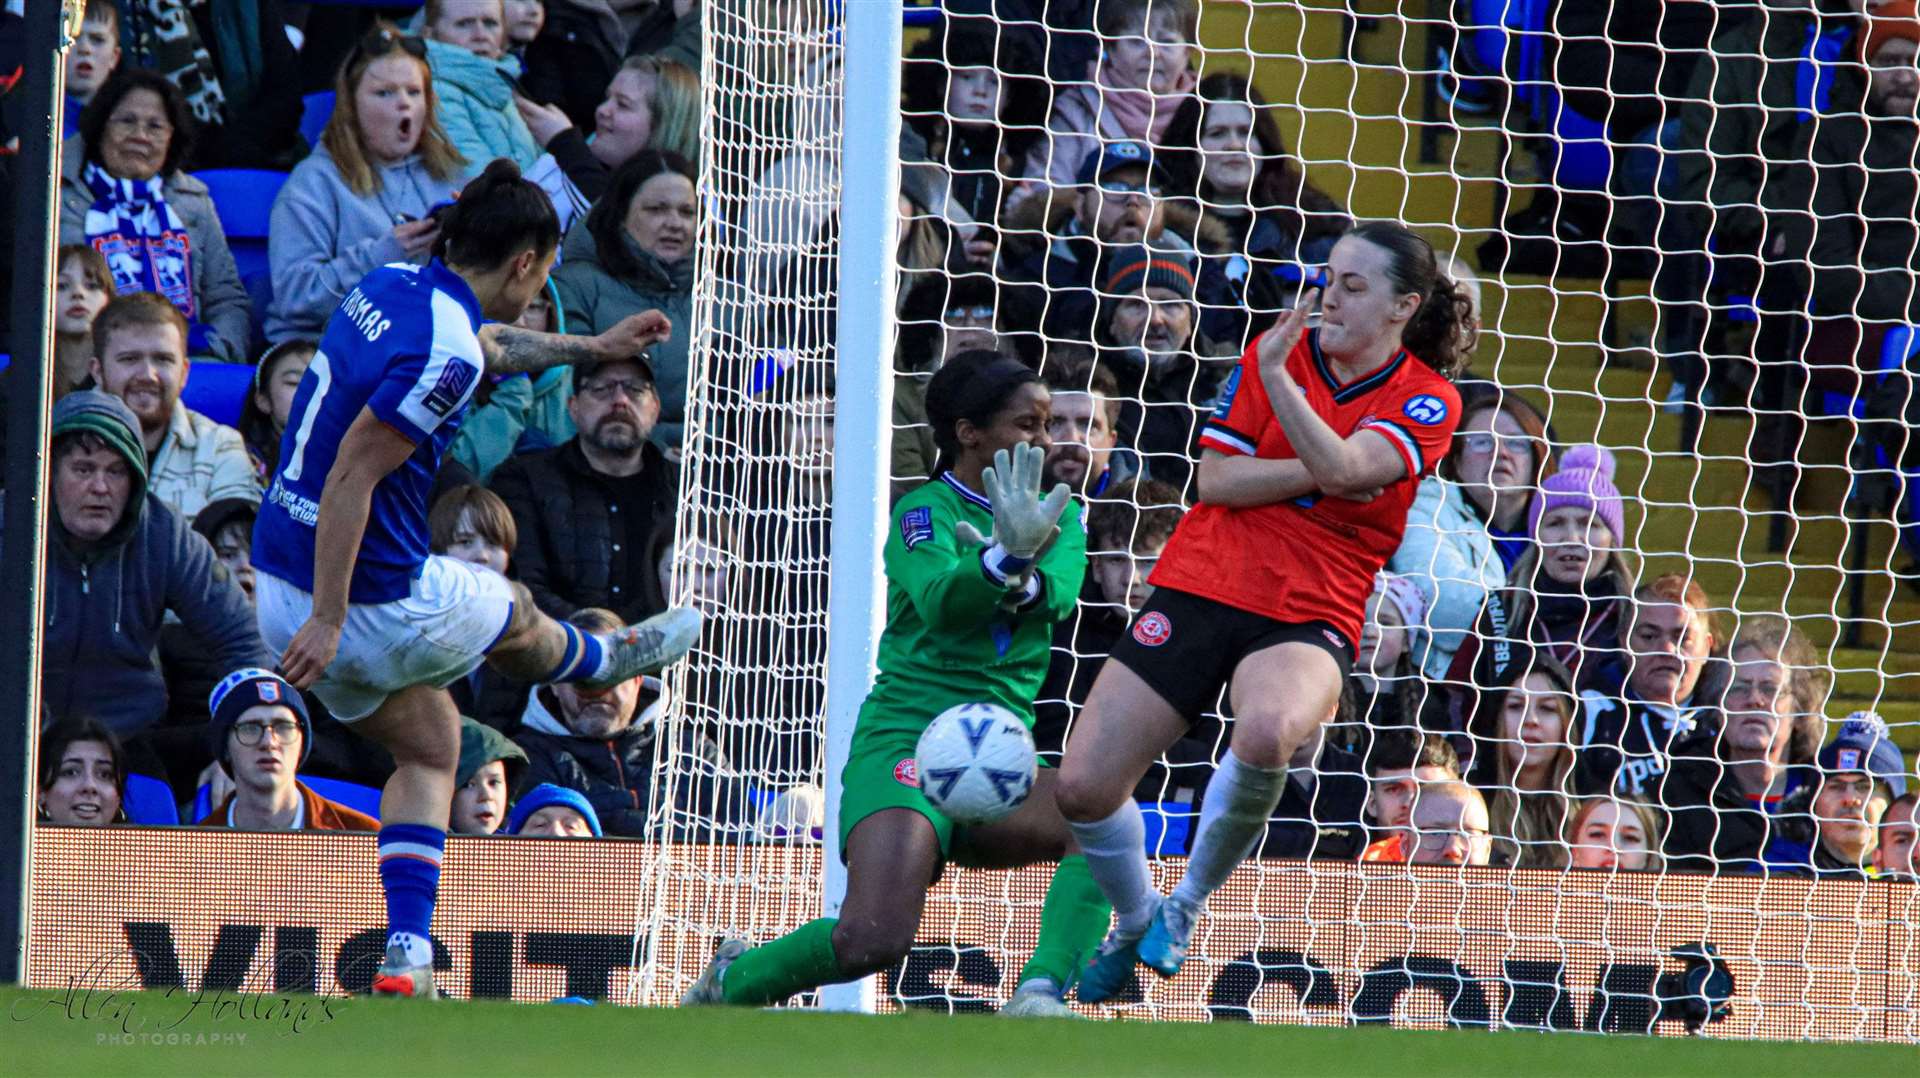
[{"x1": 1056, "y1": 221, "x2": 1473, "y2": 1002}]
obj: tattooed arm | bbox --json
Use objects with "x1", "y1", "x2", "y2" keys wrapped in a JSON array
[{"x1": 478, "y1": 310, "x2": 673, "y2": 374}]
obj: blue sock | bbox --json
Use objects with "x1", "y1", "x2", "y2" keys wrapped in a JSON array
[
  {"x1": 541, "y1": 622, "x2": 607, "y2": 683},
  {"x1": 378, "y1": 823, "x2": 445, "y2": 967}
]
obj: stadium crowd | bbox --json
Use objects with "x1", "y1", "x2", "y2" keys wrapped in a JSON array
[{"x1": 2, "y1": 0, "x2": 1918, "y2": 883}]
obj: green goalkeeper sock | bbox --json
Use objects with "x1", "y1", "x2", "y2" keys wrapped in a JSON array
[
  {"x1": 719, "y1": 917, "x2": 845, "y2": 1005},
  {"x1": 1018, "y1": 855, "x2": 1112, "y2": 989}
]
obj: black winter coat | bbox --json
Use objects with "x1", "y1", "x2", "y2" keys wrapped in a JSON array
[
  {"x1": 521, "y1": 6, "x2": 623, "y2": 135},
  {"x1": 490, "y1": 438, "x2": 677, "y2": 624},
  {"x1": 1656, "y1": 742, "x2": 1814, "y2": 874}
]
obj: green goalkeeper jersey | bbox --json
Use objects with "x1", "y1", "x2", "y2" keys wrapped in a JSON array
[{"x1": 861, "y1": 472, "x2": 1087, "y2": 732}]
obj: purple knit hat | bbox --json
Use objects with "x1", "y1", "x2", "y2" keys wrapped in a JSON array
[{"x1": 1528, "y1": 444, "x2": 1624, "y2": 546}]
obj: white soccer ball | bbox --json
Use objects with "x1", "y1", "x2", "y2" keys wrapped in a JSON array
[{"x1": 915, "y1": 702, "x2": 1037, "y2": 826}]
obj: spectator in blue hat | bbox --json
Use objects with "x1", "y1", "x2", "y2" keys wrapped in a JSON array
[
  {"x1": 507, "y1": 782, "x2": 602, "y2": 837},
  {"x1": 1765, "y1": 713, "x2": 1907, "y2": 879},
  {"x1": 196, "y1": 669, "x2": 378, "y2": 832},
  {"x1": 999, "y1": 139, "x2": 1200, "y2": 349}
]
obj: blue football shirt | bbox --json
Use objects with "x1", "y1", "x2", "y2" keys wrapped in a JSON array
[{"x1": 254, "y1": 260, "x2": 486, "y2": 604}]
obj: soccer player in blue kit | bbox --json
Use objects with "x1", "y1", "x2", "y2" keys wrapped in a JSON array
[{"x1": 253, "y1": 161, "x2": 701, "y2": 997}]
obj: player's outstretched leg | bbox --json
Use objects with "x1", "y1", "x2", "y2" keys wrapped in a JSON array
[
  {"x1": 484, "y1": 583, "x2": 702, "y2": 688},
  {"x1": 1142, "y1": 643, "x2": 1342, "y2": 979},
  {"x1": 684, "y1": 810, "x2": 939, "y2": 1007},
  {"x1": 1053, "y1": 663, "x2": 1192, "y2": 1003},
  {"x1": 351, "y1": 684, "x2": 463, "y2": 999}
]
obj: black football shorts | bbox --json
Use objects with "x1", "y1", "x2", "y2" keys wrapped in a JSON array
[{"x1": 1105, "y1": 586, "x2": 1356, "y2": 726}]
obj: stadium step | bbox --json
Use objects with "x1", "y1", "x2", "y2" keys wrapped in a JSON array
[{"x1": 1213, "y1": 0, "x2": 1920, "y2": 751}]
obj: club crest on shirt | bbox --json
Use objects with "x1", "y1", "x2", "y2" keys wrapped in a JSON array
[
  {"x1": 1403, "y1": 394, "x2": 1448, "y2": 425},
  {"x1": 1133, "y1": 611, "x2": 1172, "y2": 647},
  {"x1": 900, "y1": 506, "x2": 933, "y2": 551},
  {"x1": 893, "y1": 756, "x2": 920, "y2": 787}
]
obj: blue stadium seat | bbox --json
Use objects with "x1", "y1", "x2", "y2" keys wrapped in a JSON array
[
  {"x1": 181, "y1": 360, "x2": 256, "y2": 428},
  {"x1": 304, "y1": 776, "x2": 384, "y2": 819},
  {"x1": 1139, "y1": 801, "x2": 1191, "y2": 857},
  {"x1": 300, "y1": 91, "x2": 334, "y2": 148},
  {"x1": 123, "y1": 773, "x2": 180, "y2": 825},
  {"x1": 192, "y1": 169, "x2": 287, "y2": 243}
]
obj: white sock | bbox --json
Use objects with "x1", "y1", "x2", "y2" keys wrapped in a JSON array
[
  {"x1": 387, "y1": 930, "x2": 433, "y2": 968},
  {"x1": 1171, "y1": 749, "x2": 1286, "y2": 909},
  {"x1": 1067, "y1": 801, "x2": 1160, "y2": 936}
]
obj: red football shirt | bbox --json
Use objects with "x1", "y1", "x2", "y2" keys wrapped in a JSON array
[{"x1": 1149, "y1": 329, "x2": 1462, "y2": 647}]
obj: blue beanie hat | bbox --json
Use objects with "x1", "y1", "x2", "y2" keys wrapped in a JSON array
[
  {"x1": 1818, "y1": 712, "x2": 1908, "y2": 798},
  {"x1": 207, "y1": 667, "x2": 312, "y2": 767},
  {"x1": 507, "y1": 783, "x2": 604, "y2": 837}
]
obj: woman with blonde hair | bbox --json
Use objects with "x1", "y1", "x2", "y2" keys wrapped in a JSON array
[
  {"x1": 517, "y1": 54, "x2": 701, "y2": 204},
  {"x1": 266, "y1": 25, "x2": 467, "y2": 343}
]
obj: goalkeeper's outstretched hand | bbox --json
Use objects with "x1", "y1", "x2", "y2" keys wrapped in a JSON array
[{"x1": 983, "y1": 443, "x2": 1071, "y2": 560}]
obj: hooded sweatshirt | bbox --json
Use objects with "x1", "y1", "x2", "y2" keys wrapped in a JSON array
[
  {"x1": 24, "y1": 392, "x2": 268, "y2": 737},
  {"x1": 264, "y1": 143, "x2": 465, "y2": 343},
  {"x1": 514, "y1": 678, "x2": 746, "y2": 839}
]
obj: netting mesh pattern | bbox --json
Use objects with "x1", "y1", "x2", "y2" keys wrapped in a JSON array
[{"x1": 631, "y1": 0, "x2": 1920, "y2": 1032}]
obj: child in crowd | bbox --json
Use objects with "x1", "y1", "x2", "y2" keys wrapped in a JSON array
[
  {"x1": 52, "y1": 244, "x2": 115, "y2": 398},
  {"x1": 450, "y1": 717, "x2": 527, "y2": 835},
  {"x1": 237, "y1": 339, "x2": 316, "y2": 484},
  {"x1": 429, "y1": 484, "x2": 518, "y2": 578},
  {"x1": 62, "y1": 0, "x2": 119, "y2": 139},
  {"x1": 503, "y1": 0, "x2": 545, "y2": 60}
]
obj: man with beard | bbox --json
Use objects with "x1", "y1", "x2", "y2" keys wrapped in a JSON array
[
  {"x1": 1658, "y1": 614, "x2": 1827, "y2": 873},
  {"x1": 87, "y1": 293, "x2": 259, "y2": 523},
  {"x1": 490, "y1": 356, "x2": 678, "y2": 623},
  {"x1": 1572, "y1": 573, "x2": 1720, "y2": 797},
  {"x1": 513, "y1": 608, "x2": 745, "y2": 838},
  {"x1": 1091, "y1": 245, "x2": 1225, "y2": 497},
  {"x1": 1042, "y1": 356, "x2": 1140, "y2": 497}
]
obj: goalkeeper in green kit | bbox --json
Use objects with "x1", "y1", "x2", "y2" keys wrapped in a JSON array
[{"x1": 683, "y1": 352, "x2": 1111, "y2": 1018}]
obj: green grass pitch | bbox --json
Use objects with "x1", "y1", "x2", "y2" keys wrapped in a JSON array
[{"x1": 7, "y1": 985, "x2": 1916, "y2": 1076}]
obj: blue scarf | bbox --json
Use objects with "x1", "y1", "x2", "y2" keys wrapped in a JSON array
[{"x1": 82, "y1": 162, "x2": 197, "y2": 318}]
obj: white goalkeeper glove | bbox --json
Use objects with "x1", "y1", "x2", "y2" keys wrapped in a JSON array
[{"x1": 966, "y1": 443, "x2": 1072, "y2": 589}]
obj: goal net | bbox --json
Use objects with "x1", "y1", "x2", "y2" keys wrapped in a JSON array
[{"x1": 641, "y1": 0, "x2": 1920, "y2": 1039}]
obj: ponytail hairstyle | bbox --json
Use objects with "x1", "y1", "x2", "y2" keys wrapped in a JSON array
[
  {"x1": 432, "y1": 159, "x2": 562, "y2": 269},
  {"x1": 924, "y1": 350, "x2": 1042, "y2": 479},
  {"x1": 1345, "y1": 220, "x2": 1473, "y2": 380}
]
